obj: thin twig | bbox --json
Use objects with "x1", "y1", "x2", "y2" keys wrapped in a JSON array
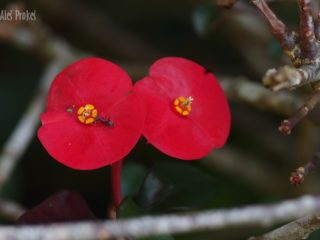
[
  {"x1": 251, "y1": 0, "x2": 299, "y2": 64},
  {"x1": 0, "y1": 195, "x2": 317, "y2": 240},
  {"x1": 290, "y1": 152, "x2": 320, "y2": 185},
  {"x1": 252, "y1": 0, "x2": 320, "y2": 91},
  {"x1": 298, "y1": 0, "x2": 317, "y2": 60},
  {"x1": 201, "y1": 147, "x2": 288, "y2": 195},
  {"x1": 279, "y1": 89, "x2": 320, "y2": 135},
  {"x1": 0, "y1": 59, "x2": 72, "y2": 189},
  {"x1": 219, "y1": 75, "x2": 303, "y2": 116},
  {"x1": 0, "y1": 3, "x2": 80, "y2": 190},
  {"x1": 249, "y1": 214, "x2": 320, "y2": 240}
]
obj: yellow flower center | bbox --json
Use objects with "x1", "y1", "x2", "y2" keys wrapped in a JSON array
[
  {"x1": 173, "y1": 96, "x2": 194, "y2": 116},
  {"x1": 77, "y1": 104, "x2": 98, "y2": 124}
]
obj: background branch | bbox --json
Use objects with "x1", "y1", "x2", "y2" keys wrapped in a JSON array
[
  {"x1": 0, "y1": 199, "x2": 25, "y2": 222},
  {"x1": 0, "y1": 59, "x2": 72, "y2": 190},
  {"x1": 201, "y1": 147, "x2": 288, "y2": 195},
  {"x1": 0, "y1": 195, "x2": 318, "y2": 240},
  {"x1": 249, "y1": 214, "x2": 320, "y2": 240}
]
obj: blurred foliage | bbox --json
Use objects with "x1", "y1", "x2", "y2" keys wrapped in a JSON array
[{"x1": 137, "y1": 161, "x2": 217, "y2": 212}]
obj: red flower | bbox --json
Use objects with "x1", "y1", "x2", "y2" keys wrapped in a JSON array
[
  {"x1": 38, "y1": 57, "x2": 145, "y2": 170},
  {"x1": 134, "y1": 57, "x2": 230, "y2": 160}
]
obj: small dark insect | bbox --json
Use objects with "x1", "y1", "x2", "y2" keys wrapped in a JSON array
[{"x1": 96, "y1": 116, "x2": 114, "y2": 128}]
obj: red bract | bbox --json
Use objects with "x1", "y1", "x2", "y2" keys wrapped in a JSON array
[
  {"x1": 38, "y1": 57, "x2": 145, "y2": 170},
  {"x1": 134, "y1": 57, "x2": 230, "y2": 160}
]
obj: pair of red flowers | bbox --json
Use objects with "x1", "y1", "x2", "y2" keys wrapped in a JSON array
[{"x1": 38, "y1": 57, "x2": 230, "y2": 170}]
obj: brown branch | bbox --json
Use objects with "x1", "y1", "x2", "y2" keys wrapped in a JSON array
[
  {"x1": 262, "y1": 65, "x2": 320, "y2": 91},
  {"x1": 249, "y1": 214, "x2": 320, "y2": 240},
  {"x1": 298, "y1": 0, "x2": 318, "y2": 60},
  {"x1": 219, "y1": 75, "x2": 303, "y2": 116},
  {"x1": 251, "y1": 0, "x2": 300, "y2": 64},
  {"x1": 251, "y1": 0, "x2": 320, "y2": 138},
  {"x1": 315, "y1": 4, "x2": 320, "y2": 40},
  {"x1": 279, "y1": 89, "x2": 320, "y2": 135},
  {"x1": 252, "y1": 0, "x2": 320, "y2": 91},
  {"x1": 0, "y1": 196, "x2": 318, "y2": 239}
]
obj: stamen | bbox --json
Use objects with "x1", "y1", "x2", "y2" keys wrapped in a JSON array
[
  {"x1": 173, "y1": 96, "x2": 194, "y2": 116},
  {"x1": 77, "y1": 104, "x2": 98, "y2": 124}
]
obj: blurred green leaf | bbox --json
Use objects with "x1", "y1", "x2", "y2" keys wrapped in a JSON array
[
  {"x1": 122, "y1": 163, "x2": 148, "y2": 197},
  {"x1": 192, "y1": 4, "x2": 219, "y2": 36},
  {"x1": 138, "y1": 161, "x2": 216, "y2": 211},
  {"x1": 118, "y1": 198, "x2": 145, "y2": 219}
]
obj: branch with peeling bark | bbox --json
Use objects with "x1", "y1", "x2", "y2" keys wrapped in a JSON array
[
  {"x1": 220, "y1": 75, "x2": 303, "y2": 116},
  {"x1": 0, "y1": 195, "x2": 318, "y2": 240},
  {"x1": 252, "y1": 0, "x2": 320, "y2": 91},
  {"x1": 250, "y1": 0, "x2": 320, "y2": 187},
  {"x1": 249, "y1": 214, "x2": 320, "y2": 240},
  {"x1": 252, "y1": 0, "x2": 320, "y2": 133}
]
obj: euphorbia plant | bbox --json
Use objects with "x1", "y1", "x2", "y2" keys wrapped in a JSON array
[
  {"x1": 134, "y1": 57, "x2": 230, "y2": 159},
  {"x1": 38, "y1": 57, "x2": 146, "y2": 207},
  {"x1": 38, "y1": 56, "x2": 231, "y2": 212}
]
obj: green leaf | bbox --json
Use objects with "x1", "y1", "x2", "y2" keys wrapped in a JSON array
[
  {"x1": 138, "y1": 161, "x2": 216, "y2": 211},
  {"x1": 122, "y1": 163, "x2": 147, "y2": 197},
  {"x1": 118, "y1": 198, "x2": 145, "y2": 219}
]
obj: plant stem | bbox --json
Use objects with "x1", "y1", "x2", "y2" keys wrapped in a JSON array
[{"x1": 111, "y1": 160, "x2": 123, "y2": 208}]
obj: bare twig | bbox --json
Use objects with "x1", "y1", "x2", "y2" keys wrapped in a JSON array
[
  {"x1": 298, "y1": 0, "x2": 317, "y2": 60},
  {"x1": 219, "y1": 75, "x2": 303, "y2": 116},
  {"x1": 251, "y1": 0, "x2": 320, "y2": 137},
  {"x1": 0, "y1": 59, "x2": 72, "y2": 189},
  {"x1": 252, "y1": 0, "x2": 320, "y2": 91},
  {"x1": 279, "y1": 89, "x2": 320, "y2": 135},
  {"x1": 201, "y1": 147, "x2": 288, "y2": 195},
  {"x1": 251, "y1": 0, "x2": 299, "y2": 65},
  {"x1": 249, "y1": 214, "x2": 320, "y2": 240},
  {"x1": 0, "y1": 195, "x2": 317, "y2": 240},
  {"x1": 290, "y1": 152, "x2": 320, "y2": 186}
]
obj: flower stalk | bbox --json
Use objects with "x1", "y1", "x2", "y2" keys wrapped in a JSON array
[{"x1": 111, "y1": 160, "x2": 123, "y2": 209}]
